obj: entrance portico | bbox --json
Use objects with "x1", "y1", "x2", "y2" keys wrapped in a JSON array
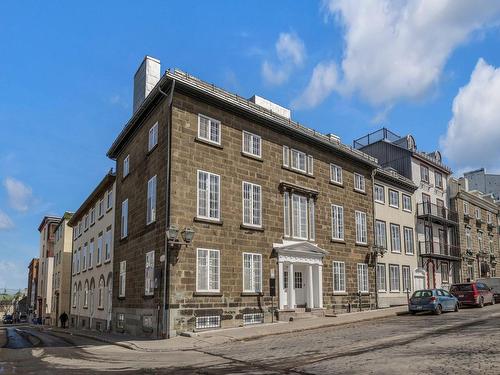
[{"x1": 274, "y1": 241, "x2": 326, "y2": 311}]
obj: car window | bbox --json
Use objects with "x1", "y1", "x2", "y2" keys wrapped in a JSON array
[
  {"x1": 442, "y1": 290, "x2": 451, "y2": 297},
  {"x1": 436, "y1": 290, "x2": 443, "y2": 296},
  {"x1": 477, "y1": 283, "x2": 486, "y2": 290},
  {"x1": 413, "y1": 290, "x2": 433, "y2": 298},
  {"x1": 452, "y1": 284, "x2": 473, "y2": 292}
]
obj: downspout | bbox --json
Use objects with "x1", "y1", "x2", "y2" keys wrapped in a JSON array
[
  {"x1": 159, "y1": 79, "x2": 175, "y2": 338},
  {"x1": 371, "y1": 169, "x2": 379, "y2": 310}
]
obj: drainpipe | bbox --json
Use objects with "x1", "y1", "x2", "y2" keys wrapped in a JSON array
[
  {"x1": 159, "y1": 79, "x2": 175, "y2": 338},
  {"x1": 371, "y1": 169, "x2": 379, "y2": 310}
]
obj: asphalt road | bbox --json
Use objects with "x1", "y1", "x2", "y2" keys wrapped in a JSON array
[{"x1": 1, "y1": 304, "x2": 499, "y2": 374}]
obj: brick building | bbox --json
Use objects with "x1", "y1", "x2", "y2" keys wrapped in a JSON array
[
  {"x1": 27, "y1": 258, "x2": 39, "y2": 322},
  {"x1": 107, "y1": 57, "x2": 379, "y2": 338}
]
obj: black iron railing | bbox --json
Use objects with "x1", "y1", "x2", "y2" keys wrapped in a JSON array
[
  {"x1": 419, "y1": 241, "x2": 461, "y2": 259},
  {"x1": 417, "y1": 202, "x2": 458, "y2": 223}
]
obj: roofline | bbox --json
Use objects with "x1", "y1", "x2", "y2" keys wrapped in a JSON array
[
  {"x1": 412, "y1": 152, "x2": 452, "y2": 175},
  {"x1": 374, "y1": 168, "x2": 418, "y2": 193},
  {"x1": 55, "y1": 212, "x2": 74, "y2": 230},
  {"x1": 68, "y1": 171, "x2": 116, "y2": 227},
  {"x1": 37, "y1": 216, "x2": 62, "y2": 232},
  {"x1": 455, "y1": 191, "x2": 500, "y2": 213}
]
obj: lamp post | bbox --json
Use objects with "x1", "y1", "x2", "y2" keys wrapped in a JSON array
[{"x1": 372, "y1": 246, "x2": 387, "y2": 309}]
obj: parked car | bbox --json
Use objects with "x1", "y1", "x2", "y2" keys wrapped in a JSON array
[
  {"x1": 2, "y1": 314, "x2": 13, "y2": 324},
  {"x1": 18, "y1": 314, "x2": 28, "y2": 323},
  {"x1": 409, "y1": 289, "x2": 459, "y2": 315},
  {"x1": 477, "y1": 278, "x2": 500, "y2": 303},
  {"x1": 449, "y1": 282, "x2": 495, "y2": 307}
]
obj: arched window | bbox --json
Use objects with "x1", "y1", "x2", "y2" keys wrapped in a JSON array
[
  {"x1": 98, "y1": 277, "x2": 105, "y2": 309},
  {"x1": 84, "y1": 280, "x2": 89, "y2": 308},
  {"x1": 72, "y1": 283, "x2": 78, "y2": 307}
]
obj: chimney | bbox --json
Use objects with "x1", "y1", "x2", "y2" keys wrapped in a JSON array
[
  {"x1": 326, "y1": 133, "x2": 341, "y2": 143},
  {"x1": 133, "y1": 56, "x2": 161, "y2": 113},
  {"x1": 249, "y1": 95, "x2": 291, "y2": 119}
]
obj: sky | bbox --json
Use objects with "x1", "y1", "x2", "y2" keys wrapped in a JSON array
[{"x1": 1, "y1": 1, "x2": 500, "y2": 290}]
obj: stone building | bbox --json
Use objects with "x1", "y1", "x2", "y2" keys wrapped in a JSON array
[
  {"x1": 69, "y1": 172, "x2": 116, "y2": 331},
  {"x1": 449, "y1": 177, "x2": 499, "y2": 280},
  {"x1": 464, "y1": 168, "x2": 500, "y2": 201},
  {"x1": 51, "y1": 212, "x2": 73, "y2": 326},
  {"x1": 107, "y1": 57, "x2": 378, "y2": 338},
  {"x1": 27, "y1": 258, "x2": 39, "y2": 322}
]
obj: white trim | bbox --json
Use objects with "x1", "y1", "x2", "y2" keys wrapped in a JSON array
[
  {"x1": 333, "y1": 261, "x2": 346, "y2": 293},
  {"x1": 331, "y1": 204, "x2": 344, "y2": 241},
  {"x1": 390, "y1": 223, "x2": 402, "y2": 253},
  {"x1": 242, "y1": 181, "x2": 262, "y2": 227},
  {"x1": 374, "y1": 184, "x2": 385, "y2": 204},
  {"x1": 291, "y1": 194, "x2": 308, "y2": 240},
  {"x1": 290, "y1": 148, "x2": 307, "y2": 173},
  {"x1": 242, "y1": 130, "x2": 262, "y2": 158},
  {"x1": 121, "y1": 199, "x2": 128, "y2": 239},
  {"x1": 330, "y1": 163, "x2": 343, "y2": 185},
  {"x1": 198, "y1": 113, "x2": 221, "y2": 145},
  {"x1": 402, "y1": 194, "x2": 412, "y2": 212},
  {"x1": 196, "y1": 248, "x2": 220, "y2": 293},
  {"x1": 354, "y1": 173, "x2": 366, "y2": 192},
  {"x1": 197, "y1": 170, "x2": 221, "y2": 221},
  {"x1": 123, "y1": 155, "x2": 130, "y2": 177},
  {"x1": 148, "y1": 122, "x2": 159, "y2": 151},
  {"x1": 388, "y1": 189, "x2": 399, "y2": 208},
  {"x1": 355, "y1": 210, "x2": 368, "y2": 245},
  {"x1": 147, "y1": 175, "x2": 157, "y2": 224},
  {"x1": 242, "y1": 252, "x2": 262, "y2": 293}
]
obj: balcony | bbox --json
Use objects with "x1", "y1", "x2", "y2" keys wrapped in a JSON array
[
  {"x1": 419, "y1": 241, "x2": 461, "y2": 260},
  {"x1": 417, "y1": 203, "x2": 458, "y2": 225}
]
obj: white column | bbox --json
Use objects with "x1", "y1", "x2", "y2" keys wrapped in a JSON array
[
  {"x1": 288, "y1": 263, "x2": 295, "y2": 309},
  {"x1": 278, "y1": 262, "x2": 286, "y2": 310},
  {"x1": 317, "y1": 265, "x2": 323, "y2": 308},
  {"x1": 307, "y1": 264, "x2": 314, "y2": 309}
]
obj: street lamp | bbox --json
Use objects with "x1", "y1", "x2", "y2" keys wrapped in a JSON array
[
  {"x1": 181, "y1": 227, "x2": 195, "y2": 244},
  {"x1": 372, "y1": 246, "x2": 387, "y2": 310}
]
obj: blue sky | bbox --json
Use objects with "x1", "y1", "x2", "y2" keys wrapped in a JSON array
[{"x1": 1, "y1": 1, "x2": 500, "y2": 289}]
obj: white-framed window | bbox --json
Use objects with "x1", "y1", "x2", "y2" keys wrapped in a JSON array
[
  {"x1": 72, "y1": 283, "x2": 77, "y2": 307},
  {"x1": 84, "y1": 282, "x2": 89, "y2": 308},
  {"x1": 242, "y1": 182, "x2": 262, "y2": 227},
  {"x1": 478, "y1": 231, "x2": 483, "y2": 252},
  {"x1": 390, "y1": 224, "x2": 401, "y2": 253},
  {"x1": 123, "y1": 155, "x2": 130, "y2": 177},
  {"x1": 331, "y1": 204, "x2": 344, "y2": 241},
  {"x1": 105, "y1": 228, "x2": 112, "y2": 261},
  {"x1": 375, "y1": 220, "x2": 387, "y2": 249},
  {"x1": 354, "y1": 173, "x2": 365, "y2": 192},
  {"x1": 283, "y1": 191, "x2": 290, "y2": 237},
  {"x1": 330, "y1": 164, "x2": 343, "y2": 185},
  {"x1": 487, "y1": 212, "x2": 493, "y2": 224},
  {"x1": 198, "y1": 114, "x2": 220, "y2": 145},
  {"x1": 88, "y1": 240, "x2": 94, "y2": 269},
  {"x1": 97, "y1": 234, "x2": 103, "y2": 265},
  {"x1": 441, "y1": 262, "x2": 449, "y2": 283},
  {"x1": 242, "y1": 131, "x2": 261, "y2": 158},
  {"x1": 196, "y1": 248, "x2": 220, "y2": 292},
  {"x1": 403, "y1": 227, "x2": 414, "y2": 255},
  {"x1": 78, "y1": 221, "x2": 82, "y2": 237},
  {"x1": 402, "y1": 265, "x2": 411, "y2": 292},
  {"x1": 435, "y1": 172, "x2": 443, "y2": 189},
  {"x1": 147, "y1": 175, "x2": 157, "y2": 224},
  {"x1": 121, "y1": 199, "x2": 128, "y2": 238},
  {"x1": 475, "y1": 208, "x2": 481, "y2": 220},
  {"x1": 377, "y1": 263, "x2": 386, "y2": 292},
  {"x1": 389, "y1": 190, "x2": 399, "y2": 208},
  {"x1": 308, "y1": 197, "x2": 315, "y2": 241},
  {"x1": 333, "y1": 261, "x2": 346, "y2": 293},
  {"x1": 389, "y1": 264, "x2": 400, "y2": 292},
  {"x1": 290, "y1": 149, "x2": 307, "y2": 173},
  {"x1": 357, "y1": 263, "x2": 369, "y2": 293},
  {"x1": 243, "y1": 253, "x2": 262, "y2": 293},
  {"x1": 307, "y1": 155, "x2": 314, "y2": 176},
  {"x1": 243, "y1": 313, "x2": 264, "y2": 326},
  {"x1": 84, "y1": 214, "x2": 89, "y2": 231},
  {"x1": 197, "y1": 170, "x2": 220, "y2": 221},
  {"x1": 355, "y1": 211, "x2": 367, "y2": 245},
  {"x1": 420, "y1": 165, "x2": 429, "y2": 183},
  {"x1": 82, "y1": 244, "x2": 87, "y2": 271},
  {"x1": 466, "y1": 227, "x2": 472, "y2": 250},
  {"x1": 195, "y1": 316, "x2": 220, "y2": 330},
  {"x1": 117, "y1": 313, "x2": 125, "y2": 329},
  {"x1": 119, "y1": 261, "x2": 126, "y2": 297},
  {"x1": 463, "y1": 201, "x2": 469, "y2": 215},
  {"x1": 98, "y1": 278, "x2": 104, "y2": 309},
  {"x1": 107, "y1": 189, "x2": 113, "y2": 210},
  {"x1": 145, "y1": 251, "x2": 155, "y2": 296},
  {"x1": 77, "y1": 248, "x2": 81, "y2": 273},
  {"x1": 90, "y1": 207, "x2": 95, "y2": 225},
  {"x1": 402, "y1": 194, "x2": 412, "y2": 212},
  {"x1": 148, "y1": 122, "x2": 159, "y2": 151},
  {"x1": 283, "y1": 146, "x2": 290, "y2": 167},
  {"x1": 292, "y1": 194, "x2": 308, "y2": 240},
  {"x1": 374, "y1": 184, "x2": 385, "y2": 203}
]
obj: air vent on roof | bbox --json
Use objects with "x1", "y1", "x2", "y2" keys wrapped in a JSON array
[
  {"x1": 249, "y1": 95, "x2": 291, "y2": 119},
  {"x1": 326, "y1": 133, "x2": 341, "y2": 143}
]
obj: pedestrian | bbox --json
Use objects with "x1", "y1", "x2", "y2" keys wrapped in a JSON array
[{"x1": 60, "y1": 312, "x2": 68, "y2": 329}]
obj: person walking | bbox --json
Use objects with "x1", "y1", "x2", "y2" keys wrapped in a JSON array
[{"x1": 59, "y1": 312, "x2": 68, "y2": 329}]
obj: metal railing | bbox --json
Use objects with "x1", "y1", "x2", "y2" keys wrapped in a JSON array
[
  {"x1": 419, "y1": 241, "x2": 461, "y2": 259},
  {"x1": 417, "y1": 202, "x2": 458, "y2": 223},
  {"x1": 353, "y1": 128, "x2": 401, "y2": 149}
]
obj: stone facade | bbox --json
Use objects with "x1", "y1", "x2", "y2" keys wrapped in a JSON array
[{"x1": 27, "y1": 258, "x2": 39, "y2": 322}]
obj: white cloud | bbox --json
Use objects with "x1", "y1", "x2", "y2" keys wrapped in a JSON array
[
  {"x1": 296, "y1": 0, "x2": 500, "y2": 108},
  {"x1": 0, "y1": 261, "x2": 25, "y2": 290},
  {"x1": 4, "y1": 177, "x2": 33, "y2": 212},
  {"x1": 292, "y1": 61, "x2": 338, "y2": 109},
  {"x1": 441, "y1": 58, "x2": 500, "y2": 171},
  {"x1": 0, "y1": 210, "x2": 14, "y2": 230},
  {"x1": 261, "y1": 32, "x2": 306, "y2": 85}
]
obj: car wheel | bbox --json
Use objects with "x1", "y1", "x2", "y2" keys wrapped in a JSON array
[
  {"x1": 454, "y1": 303, "x2": 459, "y2": 312},
  {"x1": 410, "y1": 311, "x2": 417, "y2": 315},
  {"x1": 478, "y1": 297, "x2": 484, "y2": 308},
  {"x1": 434, "y1": 304, "x2": 442, "y2": 315}
]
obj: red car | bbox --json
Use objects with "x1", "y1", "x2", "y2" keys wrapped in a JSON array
[{"x1": 450, "y1": 282, "x2": 496, "y2": 307}]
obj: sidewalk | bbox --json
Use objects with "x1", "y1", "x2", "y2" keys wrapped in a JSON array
[{"x1": 38, "y1": 306, "x2": 408, "y2": 352}]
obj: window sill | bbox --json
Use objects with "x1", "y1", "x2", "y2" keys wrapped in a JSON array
[
  {"x1": 389, "y1": 205, "x2": 400, "y2": 209},
  {"x1": 391, "y1": 251, "x2": 402, "y2": 255},
  {"x1": 333, "y1": 292, "x2": 348, "y2": 296},
  {"x1": 358, "y1": 292, "x2": 370, "y2": 296},
  {"x1": 241, "y1": 292, "x2": 264, "y2": 297},
  {"x1": 106, "y1": 207, "x2": 113, "y2": 213},
  {"x1": 355, "y1": 243, "x2": 369, "y2": 248},
  {"x1": 194, "y1": 217, "x2": 223, "y2": 226},
  {"x1": 120, "y1": 236, "x2": 128, "y2": 242},
  {"x1": 403, "y1": 209, "x2": 412, "y2": 213},
  {"x1": 143, "y1": 294, "x2": 154, "y2": 299},
  {"x1": 241, "y1": 151, "x2": 263, "y2": 162},
  {"x1": 378, "y1": 290, "x2": 387, "y2": 294},
  {"x1": 282, "y1": 165, "x2": 315, "y2": 178},
  {"x1": 122, "y1": 173, "x2": 129, "y2": 181},
  {"x1": 375, "y1": 200, "x2": 385, "y2": 205},
  {"x1": 331, "y1": 239, "x2": 346, "y2": 244},
  {"x1": 117, "y1": 296, "x2": 126, "y2": 300},
  {"x1": 147, "y1": 143, "x2": 158, "y2": 155},
  {"x1": 96, "y1": 263, "x2": 102, "y2": 268},
  {"x1": 193, "y1": 292, "x2": 223, "y2": 297},
  {"x1": 97, "y1": 307, "x2": 104, "y2": 311},
  {"x1": 389, "y1": 291, "x2": 401, "y2": 294},
  {"x1": 240, "y1": 224, "x2": 264, "y2": 232},
  {"x1": 195, "y1": 137, "x2": 223, "y2": 149},
  {"x1": 104, "y1": 259, "x2": 112, "y2": 264},
  {"x1": 354, "y1": 189, "x2": 367, "y2": 195},
  {"x1": 404, "y1": 253, "x2": 415, "y2": 256},
  {"x1": 90, "y1": 222, "x2": 95, "y2": 228},
  {"x1": 329, "y1": 181, "x2": 344, "y2": 188}
]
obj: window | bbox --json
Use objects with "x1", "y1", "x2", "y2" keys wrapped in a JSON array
[
  {"x1": 243, "y1": 313, "x2": 264, "y2": 326},
  {"x1": 307, "y1": 155, "x2": 314, "y2": 176},
  {"x1": 402, "y1": 194, "x2": 412, "y2": 212},
  {"x1": 123, "y1": 155, "x2": 130, "y2": 177},
  {"x1": 357, "y1": 263, "x2": 369, "y2": 293},
  {"x1": 331, "y1": 205, "x2": 344, "y2": 241},
  {"x1": 84, "y1": 282, "x2": 89, "y2": 308},
  {"x1": 121, "y1": 199, "x2": 128, "y2": 238},
  {"x1": 290, "y1": 149, "x2": 307, "y2": 173},
  {"x1": 467, "y1": 264, "x2": 474, "y2": 281},
  {"x1": 84, "y1": 215, "x2": 89, "y2": 231},
  {"x1": 283, "y1": 146, "x2": 289, "y2": 167},
  {"x1": 242, "y1": 182, "x2": 262, "y2": 227},
  {"x1": 197, "y1": 170, "x2": 220, "y2": 220},
  {"x1": 105, "y1": 228, "x2": 112, "y2": 261},
  {"x1": 294, "y1": 272, "x2": 302, "y2": 289},
  {"x1": 354, "y1": 173, "x2": 365, "y2": 192},
  {"x1": 197, "y1": 248, "x2": 220, "y2": 292},
  {"x1": 466, "y1": 227, "x2": 472, "y2": 250},
  {"x1": 148, "y1": 122, "x2": 159, "y2": 151},
  {"x1": 441, "y1": 262, "x2": 449, "y2": 283},
  {"x1": 147, "y1": 175, "x2": 157, "y2": 224},
  {"x1": 77, "y1": 248, "x2": 81, "y2": 273},
  {"x1": 463, "y1": 201, "x2": 469, "y2": 215},
  {"x1": 333, "y1": 261, "x2": 346, "y2": 292},
  {"x1": 308, "y1": 197, "x2": 315, "y2": 241},
  {"x1": 98, "y1": 199, "x2": 104, "y2": 218},
  {"x1": 402, "y1": 266, "x2": 411, "y2": 292},
  {"x1": 90, "y1": 207, "x2": 95, "y2": 225},
  {"x1": 283, "y1": 192, "x2": 290, "y2": 237},
  {"x1": 117, "y1": 313, "x2": 125, "y2": 329},
  {"x1": 88, "y1": 240, "x2": 94, "y2": 269},
  {"x1": 72, "y1": 284, "x2": 77, "y2": 307},
  {"x1": 292, "y1": 194, "x2": 309, "y2": 240},
  {"x1": 330, "y1": 164, "x2": 343, "y2": 185},
  {"x1": 97, "y1": 234, "x2": 103, "y2": 265},
  {"x1": 420, "y1": 165, "x2": 429, "y2": 183},
  {"x1": 389, "y1": 190, "x2": 399, "y2": 208},
  {"x1": 195, "y1": 316, "x2": 220, "y2": 330},
  {"x1": 119, "y1": 261, "x2": 126, "y2": 297},
  {"x1": 389, "y1": 265, "x2": 400, "y2": 292},
  {"x1": 145, "y1": 251, "x2": 155, "y2": 296},
  {"x1": 243, "y1": 253, "x2": 262, "y2": 293},
  {"x1": 374, "y1": 184, "x2": 385, "y2": 203},
  {"x1": 98, "y1": 278, "x2": 104, "y2": 309},
  {"x1": 375, "y1": 220, "x2": 387, "y2": 249},
  {"x1": 107, "y1": 189, "x2": 113, "y2": 210},
  {"x1": 377, "y1": 263, "x2": 386, "y2": 292},
  {"x1": 198, "y1": 114, "x2": 220, "y2": 145},
  {"x1": 242, "y1": 131, "x2": 261, "y2": 158},
  {"x1": 435, "y1": 172, "x2": 443, "y2": 189},
  {"x1": 390, "y1": 224, "x2": 401, "y2": 253},
  {"x1": 487, "y1": 212, "x2": 493, "y2": 224},
  {"x1": 478, "y1": 231, "x2": 483, "y2": 252},
  {"x1": 82, "y1": 245, "x2": 87, "y2": 271},
  {"x1": 283, "y1": 271, "x2": 288, "y2": 289},
  {"x1": 489, "y1": 236, "x2": 494, "y2": 254},
  {"x1": 475, "y1": 208, "x2": 481, "y2": 220},
  {"x1": 355, "y1": 211, "x2": 367, "y2": 244},
  {"x1": 403, "y1": 227, "x2": 414, "y2": 255}
]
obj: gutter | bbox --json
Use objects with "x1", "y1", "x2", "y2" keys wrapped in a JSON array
[{"x1": 371, "y1": 169, "x2": 379, "y2": 310}]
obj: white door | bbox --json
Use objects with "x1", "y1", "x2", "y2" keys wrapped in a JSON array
[
  {"x1": 294, "y1": 267, "x2": 306, "y2": 306},
  {"x1": 414, "y1": 268, "x2": 426, "y2": 291}
]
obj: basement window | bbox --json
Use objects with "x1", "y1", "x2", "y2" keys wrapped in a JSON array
[
  {"x1": 243, "y1": 313, "x2": 264, "y2": 326},
  {"x1": 195, "y1": 315, "x2": 220, "y2": 330}
]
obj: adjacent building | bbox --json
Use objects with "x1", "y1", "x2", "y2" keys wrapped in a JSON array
[
  {"x1": 449, "y1": 177, "x2": 499, "y2": 280},
  {"x1": 27, "y1": 258, "x2": 39, "y2": 322},
  {"x1": 373, "y1": 168, "x2": 419, "y2": 307},
  {"x1": 69, "y1": 172, "x2": 116, "y2": 331},
  {"x1": 37, "y1": 216, "x2": 61, "y2": 324},
  {"x1": 354, "y1": 128, "x2": 460, "y2": 290},
  {"x1": 51, "y1": 212, "x2": 74, "y2": 326},
  {"x1": 107, "y1": 57, "x2": 379, "y2": 338},
  {"x1": 464, "y1": 168, "x2": 500, "y2": 201}
]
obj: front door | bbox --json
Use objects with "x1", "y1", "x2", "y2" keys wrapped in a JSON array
[
  {"x1": 294, "y1": 268, "x2": 306, "y2": 307},
  {"x1": 425, "y1": 225, "x2": 433, "y2": 254}
]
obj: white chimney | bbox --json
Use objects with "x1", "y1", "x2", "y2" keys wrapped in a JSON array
[
  {"x1": 249, "y1": 95, "x2": 291, "y2": 119},
  {"x1": 326, "y1": 133, "x2": 341, "y2": 143},
  {"x1": 133, "y1": 56, "x2": 161, "y2": 113}
]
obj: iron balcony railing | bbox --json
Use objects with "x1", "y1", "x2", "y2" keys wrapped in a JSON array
[
  {"x1": 419, "y1": 241, "x2": 461, "y2": 259},
  {"x1": 417, "y1": 202, "x2": 458, "y2": 224}
]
